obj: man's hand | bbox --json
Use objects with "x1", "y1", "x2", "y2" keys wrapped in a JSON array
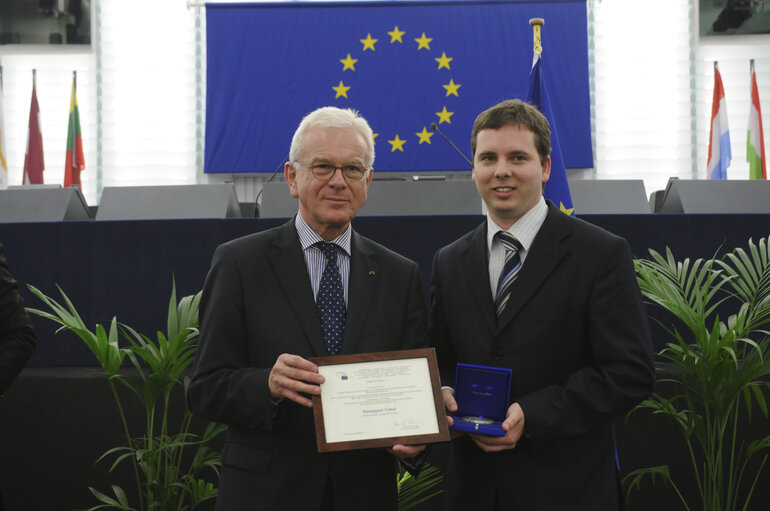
[
  {"x1": 469, "y1": 402, "x2": 525, "y2": 453},
  {"x1": 388, "y1": 444, "x2": 426, "y2": 460},
  {"x1": 442, "y1": 387, "x2": 467, "y2": 439},
  {"x1": 268, "y1": 353, "x2": 325, "y2": 407},
  {"x1": 442, "y1": 387, "x2": 458, "y2": 427}
]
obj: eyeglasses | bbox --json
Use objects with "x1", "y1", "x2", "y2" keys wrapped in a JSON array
[{"x1": 295, "y1": 161, "x2": 369, "y2": 181}]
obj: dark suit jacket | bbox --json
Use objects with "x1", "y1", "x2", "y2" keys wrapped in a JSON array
[
  {"x1": 430, "y1": 201, "x2": 655, "y2": 511},
  {"x1": 188, "y1": 219, "x2": 428, "y2": 511},
  {"x1": 0, "y1": 243, "x2": 36, "y2": 397}
]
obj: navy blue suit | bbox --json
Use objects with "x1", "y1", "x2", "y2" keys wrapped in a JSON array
[
  {"x1": 430, "y1": 201, "x2": 655, "y2": 510},
  {"x1": 0, "y1": 243, "x2": 36, "y2": 511},
  {"x1": 189, "y1": 219, "x2": 428, "y2": 511},
  {"x1": 0, "y1": 244, "x2": 35, "y2": 396}
]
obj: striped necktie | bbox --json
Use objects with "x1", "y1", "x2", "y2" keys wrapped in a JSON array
[
  {"x1": 316, "y1": 242, "x2": 346, "y2": 355},
  {"x1": 494, "y1": 231, "x2": 523, "y2": 317}
]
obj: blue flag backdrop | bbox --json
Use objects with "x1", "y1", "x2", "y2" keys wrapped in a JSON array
[
  {"x1": 528, "y1": 55, "x2": 575, "y2": 215},
  {"x1": 205, "y1": 0, "x2": 591, "y2": 174}
]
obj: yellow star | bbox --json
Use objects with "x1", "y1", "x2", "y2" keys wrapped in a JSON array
[
  {"x1": 388, "y1": 134, "x2": 406, "y2": 152},
  {"x1": 388, "y1": 26, "x2": 406, "y2": 43},
  {"x1": 340, "y1": 53, "x2": 358, "y2": 71},
  {"x1": 435, "y1": 106, "x2": 454, "y2": 124},
  {"x1": 414, "y1": 32, "x2": 432, "y2": 50},
  {"x1": 443, "y1": 79, "x2": 461, "y2": 97},
  {"x1": 332, "y1": 81, "x2": 351, "y2": 99},
  {"x1": 372, "y1": 133, "x2": 379, "y2": 144},
  {"x1": 416, "y1": 127, "x2": 434, "y2": 145},
  {"x1": 560, "y1": 202, "x2": 575, "y2": 216},
  {"x1": 435, "y1": 52, "x2": 453, "y2": 70},
  {"x1": 360, "y1": 33, "x2": 378, "y2": 51}
]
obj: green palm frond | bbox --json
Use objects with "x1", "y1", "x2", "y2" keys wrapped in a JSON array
[
  {"x1": 627, "y1": 235, "x2": 770, "y2": 511},
  {"x1": 26, "y1": 280, "x2": 222, "y2": 511},
  {"x1": 397, "y1": 462, "x2": 444, "y2": 511}
]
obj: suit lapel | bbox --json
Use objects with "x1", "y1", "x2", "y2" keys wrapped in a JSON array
[
  {"x1": 465, "y1": 223, "x2": 497, "y2": 335},
  {"x1": 268, "y1": 220, "x2": 327, "y2": 357},
  {"x1": 341, "y1": 231, "x2": 375, "y2": 355},
  {"x1": 495, "y1": 203, "x2": 570, "y2": 333}
]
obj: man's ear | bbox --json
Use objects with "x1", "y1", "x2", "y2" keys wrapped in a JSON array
[
  {"x1": 541, "y1": 155, "x2": 551, "y2": 184},
  {"x1": 285, "y1": 161, "x2": 299, "y2": 198},
  {"x1": 364, "y1": 167, "x2": 374, "y2": 188}
]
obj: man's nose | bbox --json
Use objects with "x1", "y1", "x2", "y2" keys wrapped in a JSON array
[
  {"x1": 327, "y1": 167, "x2": 348, "y2": 187},
  {"x1": 493, "y1": 161, "x2": 512, "y2": 178}
]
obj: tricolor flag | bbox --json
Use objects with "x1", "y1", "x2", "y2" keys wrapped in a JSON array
[
  {"x1": 23, "y1": 75, "x2": 45, "y2": 185},
  {"x1": 0, "y1": 79, "x2": 7, "y2": 189},
  {"x1": 747, "y1": 61, "x2": 766, "y2": 180},
  {"x1": 707, "y1": 63, "x2": 731, "y2": 180},
  {"x1": 527, "y1": 53, "x2": 574, "y2": 215},
  {"x1": 64, "y1": 72, "x2": 85, "y2": 188}
]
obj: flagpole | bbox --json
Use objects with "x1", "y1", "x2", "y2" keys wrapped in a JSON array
[{"x1": 529, "y1": 18, "x2": 544, "y2": 59}]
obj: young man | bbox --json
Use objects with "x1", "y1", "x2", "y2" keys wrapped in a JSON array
[
  {"x1": 189, "y1": 107, "x2": 427, "y2": 511},
  {"x1": 430, "y1": 99, "x2": 655, "y2": 510}
]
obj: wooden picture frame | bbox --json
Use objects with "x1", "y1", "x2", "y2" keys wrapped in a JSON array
[{"x1": 310, "y1": 348, "x2": 450, "y2": 453}]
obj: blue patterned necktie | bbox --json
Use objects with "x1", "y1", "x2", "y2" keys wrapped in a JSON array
[
  {"x1": 316, "y1": 242, "x2": 346, "y2": 355},
  {"x1": 494, "y1": 231, "x2": 523, "y2": 317}
]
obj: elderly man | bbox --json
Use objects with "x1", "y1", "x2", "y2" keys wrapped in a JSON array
[
  {"x1": 430, "y1": 99, "x2": 655, "y2": 510},
  {"x1": 189, "y1": 106, "x2": 427, "y2": 511}
]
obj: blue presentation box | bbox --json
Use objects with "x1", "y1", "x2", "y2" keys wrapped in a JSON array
[{"x1": 449, "y1": 363, "x2": 512, "y2": 436}]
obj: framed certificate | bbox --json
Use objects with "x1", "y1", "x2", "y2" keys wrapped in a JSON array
[{"x1": 310, "y1": 348, "x2": 450, "y2": 453}]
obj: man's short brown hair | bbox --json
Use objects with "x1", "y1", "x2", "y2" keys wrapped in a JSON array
[{"x1": 471, "y1": 99, "x2": 551, "y2": 164}]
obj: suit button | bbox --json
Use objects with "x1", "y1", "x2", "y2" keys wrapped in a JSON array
[{"x1": 491, "y1": 352, "x2": 502, "y2": 360}]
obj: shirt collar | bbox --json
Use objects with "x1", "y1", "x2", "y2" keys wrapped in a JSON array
[
  {"x1": 485, "y1": 196, "x2": 547, "y2": 254},
  {"x1": 294, "y1": 214, "x2": 352, "y2": 256}
]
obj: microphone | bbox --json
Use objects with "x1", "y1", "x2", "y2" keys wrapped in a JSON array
[
  {"x1": 254, "y1": 153, "x2": 290, "y2": 217},
  {"x1": 431, "y1": 123, "x2": 473, "y2": 168}
]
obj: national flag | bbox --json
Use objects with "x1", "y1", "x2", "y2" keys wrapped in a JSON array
[
  {"x1": 0, "y1": 81, "x2": 7, "y2": 189},
  {"x1": 527, "y1": 54, "x2": 574, "y2": 216},
  {"x1": 707, "y1": 64, "x2": 731, "y2": 180},
  {"x1": 23, "y1": 79, "x2": 45, "y2": 185},
  {"x1": 64, "y1": 74, "x2": 85, "y2": 187},
  {"x1": 747, "y1": 61, "x2": 766, "y2": 180},
  {"x1": 204, "y1": 1, "x2": 593, "y2": 175}
]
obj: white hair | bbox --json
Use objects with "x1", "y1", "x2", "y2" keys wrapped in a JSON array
[{"x1": 289, "y1": 106, "x2": 375, "y2": 168}]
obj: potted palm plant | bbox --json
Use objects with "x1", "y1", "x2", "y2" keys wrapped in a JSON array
[
  {"x1": 624, "y1": 235, "x2": 770, "y2": 511},
  {"x1": 27, "y1": 282, "x2": 225, "y2": 511}
]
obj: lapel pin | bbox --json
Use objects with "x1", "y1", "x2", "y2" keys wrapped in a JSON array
[{"x1": 368, "y1": 270, "x2": 376, "y2": 276}]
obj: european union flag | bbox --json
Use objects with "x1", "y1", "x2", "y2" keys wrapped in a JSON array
[
  {"x1": 527, "y1": 55, "x2": 575, "y2": 215},
  {"x1": 205, "y1": 1, "x2": 591, "y2": 175}
]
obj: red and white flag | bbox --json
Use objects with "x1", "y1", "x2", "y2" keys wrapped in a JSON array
[
  {"x1": 23, "y1": 78, "x2": 45, "y2": 185},
  {"x1": 707, "y1": 64, "x2": 731, "y2": 180}
]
